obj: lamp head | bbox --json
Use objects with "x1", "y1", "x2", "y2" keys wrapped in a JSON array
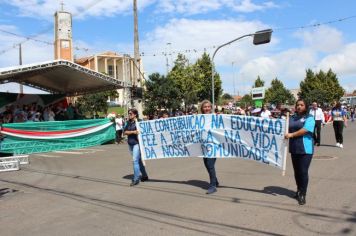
[{"x1": 253, "y1": 29, "x2": 273, "y2": 45}]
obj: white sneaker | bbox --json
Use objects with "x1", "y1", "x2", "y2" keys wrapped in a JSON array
[
  {"x1": 339, "y1": 144, "x2": 343, "y2": 148},
  {"x1": 336, "y1": 143, "x2": 340, "y2": 147}
]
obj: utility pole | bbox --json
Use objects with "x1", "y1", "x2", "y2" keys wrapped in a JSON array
[
  {"x1": 132, "y1": 0, "x2": 143, "y2": 115},
  {"x1": 165, "y1": 54, "x2": 169, "y2": 75},
  {"x1": 19, "y1": 43, "x2": 23, "y2": 94},
  {"x1": 232, "y1": 61, "x2": 236, "y2": 96},
  {"x1": 165, "y1": 42, "x2": 172, "y2": 74},
  {"x1": 133, "y1": 0, "x2": 140, "y2": 86}
]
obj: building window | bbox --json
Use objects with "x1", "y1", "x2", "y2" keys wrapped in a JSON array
[{"x1": 108, "y1": 65, "x2": 114, "y2": 77}]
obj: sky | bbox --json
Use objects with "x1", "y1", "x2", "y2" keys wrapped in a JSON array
[{"x1": 0, "y1": 0, "x2": 356, "y2": 95}]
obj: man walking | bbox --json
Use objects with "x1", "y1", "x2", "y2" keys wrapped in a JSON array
[{"x1": 309, "y1": 102, "x2": 325, "y2": 146}]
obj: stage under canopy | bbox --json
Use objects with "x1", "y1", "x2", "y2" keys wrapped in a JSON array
[{"x1": 0, "y1": 60, "x2": 130, "y2": 95}]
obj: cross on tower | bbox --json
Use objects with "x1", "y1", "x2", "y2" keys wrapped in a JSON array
[{"x1": 60, "y1": 1, "x2": 64, "y2": 11}]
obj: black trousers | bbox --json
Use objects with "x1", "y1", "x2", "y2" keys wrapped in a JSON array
[
  {"x1": 116, "y1": 129, "x2": 123, "y2": 143},
  {"x1": 203, "y1": 158, "x2": 218, "y2": 187},
  {"x1": 291, "y1": 154, "x2": 313, "y2": 195},
  {"x1": 333, "y1": 121, "x2": 344, "y2": 144},
  {"x1": 313, "y1": 120, "x2": 322, "y2": 144}
]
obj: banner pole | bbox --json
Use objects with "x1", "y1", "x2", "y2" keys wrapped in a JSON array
[
  {"x1": 136, "y1": 121, "x2": 146, "y2": 166},
  {"x1": 282, "y1": 112, "x2": 290, "y2": 176}
]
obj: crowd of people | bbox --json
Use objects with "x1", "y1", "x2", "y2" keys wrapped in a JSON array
[
  {"x1": 0, "y1": 103, "x2": 83, "y2": 124},
  {"x1": 1, "y1": 98, "x2": 352, "y2": 206},
  {"x1": 122, "y1": 99, "x2": 353, "y2": 206}
]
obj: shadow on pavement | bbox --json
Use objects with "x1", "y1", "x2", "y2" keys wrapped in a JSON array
[
  {"x1": 123, "y1": 174, "x2": 209, "y2": 189},
  {"x1": 319, "y1": 144, "x2": 337, "y2": 147},
  {"x1": 0, "y1": 178, "x2": 286, "y2": 236},
  {"x1": 123, "y1": 175, "x2": 295, "y2": 198}
]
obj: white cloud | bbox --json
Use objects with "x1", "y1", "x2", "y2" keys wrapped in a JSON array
[
  {"x1": 2, "y1": 0, "x2": 278, "y2": 19},
  {"x1": 226, "y1": 0, "x2": 278, "y2": 13},
  {"x1": 0, "y1": 24, "x2": 53, "y2": 93},
  {"x1": 156, "y1": 0, "x2": 278, "y2": 15},
  {"x1": 139, "y1": 18, "x2": 272, "y2": 74},
  {"x1": 236, "y1": 48, "x2": 318, "y2": 93},
  {"x1": 235, "y1": 26, "x2": 356, "y2": 94},
  {"x1": 0, "y1": 25, "x2": 53, "y2": 67},
  {"x1": 318, "y1": 42, "x2": 356, "y2": 76},
  {"x1": 294, "y1": 25, "x2": 343, "y2": 53},
  {"x1": 1, "y1": 2, "x2": 355, "y2": 96},
  {"x1": 136, "y1": 18, "x2": 342, "y2": 94},
  {"x1": 157, "y1": 0, "x2": 221, "y2": 15},
  {"x1": 2, "y1": 0, "x2": 155, "y2": 19}
]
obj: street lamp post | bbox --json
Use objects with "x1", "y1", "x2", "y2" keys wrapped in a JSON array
[{"x1": 211, "y1": 29, "x2": 273, "y2": 110}]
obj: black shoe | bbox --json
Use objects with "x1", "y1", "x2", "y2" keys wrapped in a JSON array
[
  {"x1": 141, "y1": 176, "x2": 149, "y2": 182},
  {"x1": 216, "y1": 181, "x2": 220, "y2": 188},
  {"x1": 297, "y1": 194, "x2": 306, "y2": 205},
  {"x1": 294, "y1": 190, "x2": 300, "y2": 199},
  {"x1": 206, "y1": 186, "x2": 217, "y2": 194},
  {"x1": 130, "y1": 180, "x2": 139, "y2": 186}
]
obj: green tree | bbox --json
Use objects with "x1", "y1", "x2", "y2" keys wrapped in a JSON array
[
  {"x1": 299, "y1": 69, "x2": 345, "y2": 105},
  {"x1": 77, "y1": 90, "x2": 118, "y2": 117},
  {"x1": 253, "y1": 76, "x2": 265, "y2": 88},
  {"x1": 168, "y1": 54, "x2": 198, "y2": 111},
  {"x1": 192, "y1": 52, "x2": 222, "y2": 103},
  {"x1": 265, "y1": 78, "x2": 295, "y2": 105},
  {"x1": 222, "y1": 93, "x2": 233, "y2": 100},
  {"x1": 238, "y1": 94, "x2": 253, "y2": 107},
  {"x1": 143, "y1": 73, "x2": 181, "y2": 115}
]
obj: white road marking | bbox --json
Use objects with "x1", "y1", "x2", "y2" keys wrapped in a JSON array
[
  {"x1": 81, "y1": 148, "x2": 105, "y2": 152},
  {"x1": 33, "y1": 154, "x2": 61, "y2": 157},
  {"x1": 53, "y1": 151, "x2": 84, "y2": 155}
]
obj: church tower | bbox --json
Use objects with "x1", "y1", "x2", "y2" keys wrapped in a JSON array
[{"x1": 54, "y1": 6, "x2": 73, "y2": 61}]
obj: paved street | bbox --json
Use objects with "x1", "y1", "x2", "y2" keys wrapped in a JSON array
[{"x1": 1, "y1": 123, "x2": 356, "y2": 236}]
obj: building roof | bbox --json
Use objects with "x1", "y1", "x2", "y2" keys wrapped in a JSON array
[
  {"x1": 0, "y1": 60, "x2": 130, "y2": 95},
  {"x1": 75, "y1": 51, "x2": 126, "y2": 64},
  {"x1": 233, "y1": 95, "x2": 242, "y2": 101},
  {"x1": 343, "y1": 93, "x2": 356, "y2": 97}
]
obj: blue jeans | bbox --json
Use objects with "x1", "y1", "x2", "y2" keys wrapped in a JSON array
[
  {"x1": 129, "y1": 144, "x2": 148, "y2": 182},
  {"x1": 203, "y1": 158, "x2": 218, "y2": 187}
]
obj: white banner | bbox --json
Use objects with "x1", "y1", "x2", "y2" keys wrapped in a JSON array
[{"x1": 138, "y1": 114, "x2": 288, "y2": 169}]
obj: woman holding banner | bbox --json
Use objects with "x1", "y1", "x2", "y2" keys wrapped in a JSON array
[
  {"x1": 124, "y1": 108, "x2": 149, "y2": 186},
  {"x1": 285, "y1": 99, "x2": 315, "y2": 205},
  {"x1": 200, "y1": 100, "x2": 219, "y2": 194}
]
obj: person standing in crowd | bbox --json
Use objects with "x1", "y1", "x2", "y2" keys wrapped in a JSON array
[
  {"x1": 285, "y1": 99, "x2": 315, "y2": 205},
  {"x1": 309, "y1": 102, "x2": 325, "y2": 146},
  {"x1": 48, "y1": 106, "x2": 56, "y2": 121},
  {"x1": 200, "y1": 100, "x2": 219, "y2": 194},
  {"x1": 66, "y1": 103, "x2": 74, "y2": 120},
  {"x1": 328, "y1": 102, "x2": 348, "y2": 148},
  {"x1": 161, "y1": 110, "x2": 169, "y2": 118},
  {"x1": 260, "y1": 105, "x2": 272, "y2": 118},
  {"x1": 235, "y1": 107, "x2": 246, "y2": 115},
  {"x1": 115, "y1": 114, "x2": 124, "y2": 144},
  {"x1": 324, "y1": 108, "x2": 331, "y2": 125},
  {"x1": 350, "y1": 107, "x2": 355, "y2": 122},
  {"x1": 123, "y1": 108, "x2": 148, "y2": 186}
]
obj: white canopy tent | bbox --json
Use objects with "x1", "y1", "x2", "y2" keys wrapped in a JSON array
[{"x1": 0, "y1": 60, "x2": 130, "y2": 95}]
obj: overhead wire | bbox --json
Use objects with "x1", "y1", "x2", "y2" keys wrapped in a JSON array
[
  {"x1": 1, "y1": 10, "x2": 356, "y2": 57},
  {"x1": 0, "y1": 0, "x2": 105, "y2": 55},
  {"x1": 138, "y1": 14, "x2": 356, "y2": 57}
]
